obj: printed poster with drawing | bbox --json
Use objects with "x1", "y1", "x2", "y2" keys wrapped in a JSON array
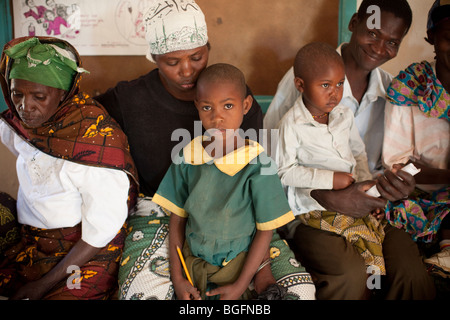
[{"x1": 13, "y1": 0, "x2": 154, "y2": 55}]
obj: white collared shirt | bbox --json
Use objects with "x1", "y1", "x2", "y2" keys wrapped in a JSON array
[
  {"x1": 276, "y1": 96, "x2": 372, "y2": 215},
  {"x1": 264, "y1": 44, "x2": 392, "y2": 176},
  {"x1": 0, "y1": 120, "x2": 130, "y2": 248}
]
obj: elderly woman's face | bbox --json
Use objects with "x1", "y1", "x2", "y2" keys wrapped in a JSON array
[
  {"x1": 155, "y1": 45, "x2": 209, "y2": 101},
  {"x1": 10, "y1": 79, "x2": 66, "y2": 128}
]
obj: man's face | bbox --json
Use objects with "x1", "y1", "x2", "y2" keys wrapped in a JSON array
[{"x1": 347, "y1": 11, "x2": 409, "y2": 72}]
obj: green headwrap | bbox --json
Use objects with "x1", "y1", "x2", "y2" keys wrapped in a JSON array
[{"x1": 5, "y1": 37, "x2": 88, "y2": 91}]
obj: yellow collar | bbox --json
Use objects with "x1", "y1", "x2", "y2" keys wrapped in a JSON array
[{"x1": 183, "y1": 136, "x2": 264, "y2": 176}]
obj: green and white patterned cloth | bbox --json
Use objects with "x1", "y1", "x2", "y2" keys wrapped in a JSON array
[{"x1": 118, "y1": 197, "x2": 316, "y2": 300}]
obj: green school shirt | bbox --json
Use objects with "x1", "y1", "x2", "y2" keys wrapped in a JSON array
[{"x1": 153, "y1": 137, "x2": 294, "y2": 267}]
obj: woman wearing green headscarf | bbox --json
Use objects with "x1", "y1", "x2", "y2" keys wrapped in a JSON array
[{"x1": 0, "y1": 37, "x2": 138, "y2": 300}]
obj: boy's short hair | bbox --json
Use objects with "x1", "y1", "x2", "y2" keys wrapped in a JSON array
[
  {"x1": 197, "y1": 63, "x2": 247, "y2": 98},
  {"x1": 357, "y1": 0, "x2": 413, "y2": 33},
  {"x1": 293, "y1": 42, "x2": 344, "y2": 80}
]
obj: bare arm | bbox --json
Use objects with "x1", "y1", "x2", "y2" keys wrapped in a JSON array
[
  {"x1": 408, "y1": 160, "x2": 450, "y2": 185},
  {"x1": 311, "y1": 180, "x2": 385, "y2": 218},
  {"x1": 206, "y1": 229, "x2": 273, "y2": 300},
  {"x1": 311, "y1": 167, "x2": 415, "y2": 218},
  {"x1": 416, "y1": 167, "x2": 450, "y2": 184},
  {"x1": 169, "y1": 213, "x2": 200, "y2": 300},
  {"x1": 11, "y1": 239, "x2": 101, "y2": 300}
]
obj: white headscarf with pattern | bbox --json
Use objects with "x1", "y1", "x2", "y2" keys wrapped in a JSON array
[{"x1": 144, "y1": 0, "x2": 208, "y2": 63}]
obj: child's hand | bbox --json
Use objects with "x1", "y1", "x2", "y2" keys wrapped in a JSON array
[
  {"x1": 173, "y1": 278, "x2": 201, "y2": 300},
  {"x1": 333, "y1": 172, "x2": 355, "y2": 190},
  {"x1": 206, "y1": 282, "x2": 247, "y2": 300},
  {"x1": 370, "y1": 207, "x2": 385, "y2": 220}
]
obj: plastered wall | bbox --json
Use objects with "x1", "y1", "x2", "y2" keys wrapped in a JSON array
[
  {"x1": 380, "y1": 0, "x2": 435, "y2": 76},
  {"x1": 79, "y1": 0, "x2": 340, "y2": 97}
]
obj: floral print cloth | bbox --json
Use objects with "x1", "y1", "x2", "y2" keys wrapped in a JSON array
[
  {"x1": 385, "y1": 187, "x2": 450, "y2": 243},
  {"x1": 387, "y1": 61, "x2": 450, "y2": 120}
]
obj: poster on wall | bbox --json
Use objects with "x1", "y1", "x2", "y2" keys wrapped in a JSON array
[{"x1": 13, "y1": 0, "x2": 155, "y2": 55}]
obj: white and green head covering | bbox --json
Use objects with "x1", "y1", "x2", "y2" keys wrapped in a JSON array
[
  {"x1": 144, "y1": 0, "x2": 208, "y2": 63},
  {"x1": 5, "y1": 37, "x2": 88, "y2": 91}
]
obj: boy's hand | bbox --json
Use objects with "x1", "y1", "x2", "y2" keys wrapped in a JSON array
[
  {"x1": 206, "y1": 281, "x2": 248, "y2": 300},
  {"x1": 333, "y1": 172, "x2": 355, "y2": 190},
  {"x1": 173, "y1": 278, "x2": 201, "y2": 300},
  {"x1": 370, "y1": 207, "x2": 385, "y2": 220}
]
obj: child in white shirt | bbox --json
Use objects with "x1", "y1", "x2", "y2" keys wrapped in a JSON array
[{"x1": 276, "y1": 42, "x2": 372, "y2": 216}]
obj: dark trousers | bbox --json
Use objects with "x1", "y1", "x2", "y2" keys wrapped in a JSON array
[{"x1": 292, "y1": 223, "x2": 436, "y2": 300}]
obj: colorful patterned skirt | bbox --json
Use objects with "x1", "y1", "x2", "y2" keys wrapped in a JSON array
[
  {"x1": 385, "y1": 186, "x2": 450, "y2": 243},
  {"x1": 0, "y1": 215, "x2": 126, "y2": 299}
]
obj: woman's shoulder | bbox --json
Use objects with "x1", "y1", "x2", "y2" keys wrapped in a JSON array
[
  {"x1": 394, "y1": 61, "x2": 434, "y2": 79},
  {"x1": 110, "y1": 68, "x2": 159, "y2": 92},
  {"x1": 95, "y1": 69, "x2": 166, "y2": 111},
  {"x1": 95, "y1": 70, "x2": 157, "y2": 103}
]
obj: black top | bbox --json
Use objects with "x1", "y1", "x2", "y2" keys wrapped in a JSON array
[{"x1": 95, "y1": 69, "x2": 263, "y2": 196}]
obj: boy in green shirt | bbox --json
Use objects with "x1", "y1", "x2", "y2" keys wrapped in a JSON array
[{"x1": 153, "y1": 63, "x2": 303, "y2": 300}]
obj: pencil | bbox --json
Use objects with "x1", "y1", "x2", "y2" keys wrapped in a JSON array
[{"x1": 176, "y1": 246, "x2": 194, "y2": 286}]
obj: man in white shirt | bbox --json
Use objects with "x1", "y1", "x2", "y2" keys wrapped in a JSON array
[{"x1": 271, "y1": 0, "x2": 436, "y2": 300}]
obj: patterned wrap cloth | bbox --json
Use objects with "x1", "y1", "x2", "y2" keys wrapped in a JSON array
[
  {"x1": 385, "y1": 187, "x2": 450, "y2": 243},
  {"x1": 387, "y1": 61, "x2": 450, "y2": 120},
  {"x1": 0, "y1": 224, "x2": 127, "y2": 299},
  {"x1": 0, "y1": 36, "x2": 138, "y2": 299},
  {"x1": 0, "y1": 193, "x2": 19, "y2": 255},
  {"x1": 299, "y1": 211, "x2": 387, "y2": 275},
  {"x1": 118, "y1": 197, "x2": 316, "y2": 300},
  {"x1": 385, "y1": 61, "x2": 449, "y2": 243}
]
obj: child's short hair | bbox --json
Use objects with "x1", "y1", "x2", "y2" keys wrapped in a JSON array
[
  {"x1": 357, "y1": 0, "x2": 413, "y2": 33},
  {"x1": 197, "y1": 63, "x2": 247, "y2": 98},
  {"x1": 293, "y1": 42, "x2": 343, "y2": 80}
]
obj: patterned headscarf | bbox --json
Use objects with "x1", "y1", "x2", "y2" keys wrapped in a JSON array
[
  {"x1": 5, "y1": 37, "x2": 88, "y2": 91},
  {"x1": 144, "y1": 0, "x2": 208, "y2": 63}
]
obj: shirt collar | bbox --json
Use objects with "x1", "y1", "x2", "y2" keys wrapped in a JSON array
[
  {"x1": 337, "y1": 43, "x2": 387, "y2": 102},
  {"x1": 292, "y1": 95, "x2": 345, "y2": 126},
  {"x1": 365, "y1": 68, "x2": 387, "y2": 101},
  {"x1": 183, "y1": 136, "x2": 264, "y2": 176}
]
